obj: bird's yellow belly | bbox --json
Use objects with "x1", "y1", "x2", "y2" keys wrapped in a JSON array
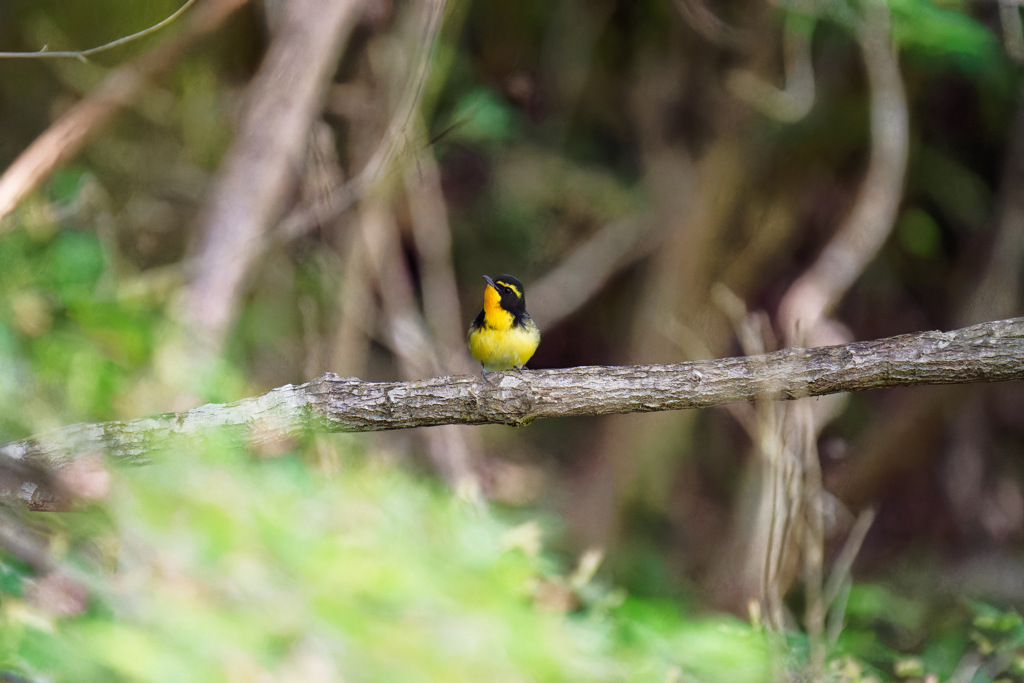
[{"x1": 469, "y1": 323, "x2": 540, "y2": 371}]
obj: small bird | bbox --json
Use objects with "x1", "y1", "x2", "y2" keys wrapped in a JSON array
[{"x1": 468, "y1": 274, "x2": 541, "y2": 372}]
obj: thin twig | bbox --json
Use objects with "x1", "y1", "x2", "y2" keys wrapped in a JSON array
[
  {"x1": 823, "y1": 506, "x2": 877, "y2": 610},
  {"x1": 0, "y1": 0, "x2": 250, "y2": 224},
  {"x1": 800, "y1": 400, "x2": 826, "y2": 674},
  {"x1": 0, "y1": 0, "x2": 198, "y2": 61}
]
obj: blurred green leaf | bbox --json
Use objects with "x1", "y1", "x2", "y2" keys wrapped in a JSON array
[
  {"x1": 898, "y1": 208, "x2": 942, "y2": 258},
  {"x1": 48, "y1": 168, "x2": 91, "y2": 206},
  {"x1": 846, "y1": 583, "x2": 927, "y2": 632},
  {"x1": 888, "y1": 0, "x2": 1002, "y2": 71},
  {"x1": 46, "y1": 230, "x2": 106, "y2": 299},
  {"x1": 68, "y1": 300, "x2": 155, "y2": 366},
  {"x1": 612, "y1": 598, "x2": 772, "y2": 681},
  {"x1": 913, "y1": 147, "x2": 991, "y2": 230},
  {"x1": 450, "y1": 87, "x2": 517, "y2": 143},
  {"x1": 0, "y1": 560, "x2": 28, "y2": 597}
]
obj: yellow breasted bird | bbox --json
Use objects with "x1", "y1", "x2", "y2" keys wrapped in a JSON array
[{"x1": 468, "y1": 274, "x2": 540, "y2": 372}]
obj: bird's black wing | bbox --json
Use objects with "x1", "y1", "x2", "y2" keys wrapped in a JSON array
[
  {"x1": 512, "y1": 311, "x2": 533, "y2": 329},
  {"x1": 468, "y1": 309, "x2": 486, "y2": 334}
]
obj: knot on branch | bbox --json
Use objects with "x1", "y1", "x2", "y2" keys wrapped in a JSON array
[{"x1": 475, "y1": 372, "x2": 538, "y2": 426}]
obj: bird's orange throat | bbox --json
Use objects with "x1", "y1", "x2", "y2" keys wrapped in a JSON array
[{"x1": 483, "y1": 285, "x2": 513, "y2": 330}]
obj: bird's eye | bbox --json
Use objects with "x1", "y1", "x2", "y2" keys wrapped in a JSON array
[{"x1": 496, "y1": 281, "x2": 521, "y2": 298}]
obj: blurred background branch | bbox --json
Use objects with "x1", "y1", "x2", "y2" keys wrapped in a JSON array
[{"x1": 170, "y1": 0, "x2": 366, "y2": 360}]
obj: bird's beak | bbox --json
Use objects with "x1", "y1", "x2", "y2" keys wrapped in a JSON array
[{"x1": 482, "y1": 275, "x2": 497, "y2": 290}]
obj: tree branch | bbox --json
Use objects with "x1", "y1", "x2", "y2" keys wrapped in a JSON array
[
  {"x1": 3, "y1": 318, "x2": 1023, "y2": 489},
  {"x1": 0, "y1": 0, "x2": 198, "y2": 61}
]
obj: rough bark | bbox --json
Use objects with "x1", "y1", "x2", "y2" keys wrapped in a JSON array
[{"x1": 3, "y1": 317, "x2": 1022, "y2": 483}]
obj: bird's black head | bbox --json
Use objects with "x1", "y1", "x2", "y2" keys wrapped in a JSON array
[{"x1": 484, "y1": 274, "x2": 527, "y2": 314}]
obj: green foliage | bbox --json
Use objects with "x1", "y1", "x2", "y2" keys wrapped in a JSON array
[
  {"x1": 969, "y1": 602, "x2": 1024, "y2": 678},
  {"x1": 612, "y1": 599, "x2": 772, "y2": 682},
  {"x1": 0, "y1": 170, "x2": 256, "y2": 432},
  {"x1": 912, "y1": 147, "x2": 991, "y2": 231},
  {"x1": 887, "y1": 0, "x2": 1004, "y2": 74},
  {"x1": 834, "y1": 583, "x2": 1024, "y2": 680},
  {"x1": 449, "y1": 87, "x2": 519, "y2": 144},
  {"x1": 898, "y1": 208, "x2": 942, "y2": 259},
  {"x1": 0, "y1": 190, "x2": 160, "y2": 433},
  {"x1": 0, "y1": 438, "x2": 777, "y2": 681}
]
